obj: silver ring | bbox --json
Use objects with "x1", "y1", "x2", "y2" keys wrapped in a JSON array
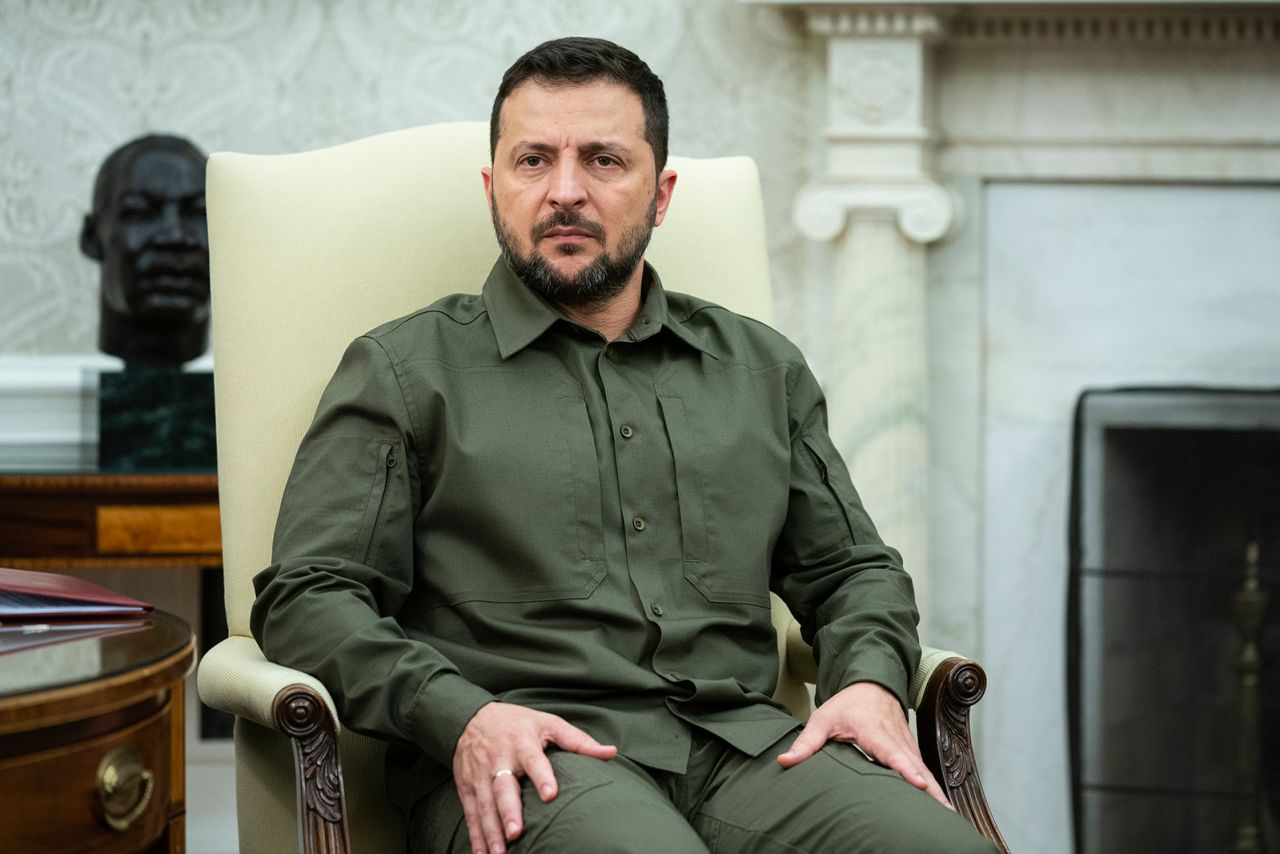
[{"x1": 493, "y1": 768, "x2": 513, "y2": 781}]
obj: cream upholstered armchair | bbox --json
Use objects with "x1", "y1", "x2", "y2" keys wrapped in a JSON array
[{"x1": 196, "y1": 122, "x2": 1008, "y2": 854}]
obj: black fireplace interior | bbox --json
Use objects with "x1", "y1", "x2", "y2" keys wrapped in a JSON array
[{"x1": 1069, "y1": 388, "x2": 1279, "y2": 854}]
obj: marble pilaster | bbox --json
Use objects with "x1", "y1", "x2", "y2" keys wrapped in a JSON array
[{"x1": 788, "y1": 5, "x2": 958, "y2": 618}]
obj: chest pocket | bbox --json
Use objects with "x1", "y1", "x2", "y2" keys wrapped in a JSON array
[
  {"x1": 415, "y1": 368, "x2": 606, "y2": 608},
  {"x1": 657, "y1": 375, "x2": 789, "y2": 609}
]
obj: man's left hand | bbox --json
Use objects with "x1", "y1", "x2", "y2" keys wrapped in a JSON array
[{"x1": 776, "y1": 681, "x2": 953, "y2": 810}]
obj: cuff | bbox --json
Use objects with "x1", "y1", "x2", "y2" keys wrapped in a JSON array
[
  {"x1": 407, "y1": 672, "x2": 497, "y2": 766},
  {"x1": 818, "y1": 648, "x2": 913, "y2": 712}
]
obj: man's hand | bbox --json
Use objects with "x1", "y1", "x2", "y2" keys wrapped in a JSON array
[
  {"x1": 453, "y1": 701, "x2": 617, "y2": 854},
  {"x1": 776, "y1": 681, "x2": 952, "y2": 810}
]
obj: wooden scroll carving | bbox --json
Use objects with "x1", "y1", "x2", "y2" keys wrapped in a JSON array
[
  {"x1": 275, "y1": 685, "x2": 352, "y2": 854},
  {"x1": 916, "y1": 658, "x2": 1011, "y2": 853}
]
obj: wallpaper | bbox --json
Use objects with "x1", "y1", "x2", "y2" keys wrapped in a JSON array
[{"x1": 0, "y1": 0, "x2": 813, "y2": 356}]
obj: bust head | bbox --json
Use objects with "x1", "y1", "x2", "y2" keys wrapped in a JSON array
[{"x1": 80, "y1": 135, "x2": 209, "y2": 366}]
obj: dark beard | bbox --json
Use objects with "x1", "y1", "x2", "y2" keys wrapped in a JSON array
[{"x1": 492, "y1": 197, "x2": 657, "y2": 310}]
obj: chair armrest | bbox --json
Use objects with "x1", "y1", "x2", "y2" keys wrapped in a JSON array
[
  {"x1": 198, "y1": 636, "x2": 353, "y2": 854},
  {"x1": 197, "y1": 635, "x2": 341, "y2": 731},
  {"x1": 911, "y1": 645, "x2": 969, "y2": 711},
  {"x1": 781, "y1": 620, "x2": 963, "y2": 713}
]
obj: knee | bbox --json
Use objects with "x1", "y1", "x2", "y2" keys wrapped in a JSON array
[{"x1": 531, "y1": 788, "x2": 708, "y2": 854}]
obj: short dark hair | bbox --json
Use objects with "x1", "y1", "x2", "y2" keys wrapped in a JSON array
[{"x1": 490, "y1": 37, "x2": 669, "y2": 172}]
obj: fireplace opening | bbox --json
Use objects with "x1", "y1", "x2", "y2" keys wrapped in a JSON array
[{"x1": 1068, "y1": 388, "x2": 1279, "y2": 854}]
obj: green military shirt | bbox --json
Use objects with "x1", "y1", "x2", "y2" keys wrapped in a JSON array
[{"x1": 251, "y1": 258, "x2": 920, "y2": 815}]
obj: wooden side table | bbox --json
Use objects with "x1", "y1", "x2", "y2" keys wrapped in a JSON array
[{"x1": 0, "y1": 611, "x2": 195, "y2": 853}]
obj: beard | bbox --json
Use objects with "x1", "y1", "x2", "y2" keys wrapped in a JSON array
[{"x1": 491, "y1": 194, "x2": 657, "y2": 310}]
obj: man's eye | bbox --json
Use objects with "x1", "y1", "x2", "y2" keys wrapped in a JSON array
[
  {"x1": 593, "y1": 155, "x2": 617, "y2": 167},
  {"x1": 520, "y1": 155, "x2": 544, "y2": 168}
]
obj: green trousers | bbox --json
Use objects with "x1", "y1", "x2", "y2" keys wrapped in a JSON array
[{"x1": 409, "y1": 729, "x2": 998, "y2": 854}]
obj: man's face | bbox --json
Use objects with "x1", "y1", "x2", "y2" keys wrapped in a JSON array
[
  {"x1": 95, "y1": 148, "x2": 209, "y2": 326},
  {"x1": 483, "y1": 79, "x2": 676, "y2": 307}
]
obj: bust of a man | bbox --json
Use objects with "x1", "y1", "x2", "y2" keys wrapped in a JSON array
[{"x1": 80, "y1": 134, "x2": 210, "y2": 366}]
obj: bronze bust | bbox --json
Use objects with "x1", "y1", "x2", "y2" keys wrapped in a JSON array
[{"x1": 80, "y1": 135, "x2": 209, "y2": 366}]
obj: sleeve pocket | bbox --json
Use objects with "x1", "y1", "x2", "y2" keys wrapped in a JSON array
[
  {"x1": 800, "y1": 432, "x2": 860, "y2": 546},
  {"x1": 356, "y1": 441, "x2": 399, "y2": 564},
  {"x1": 272, "y1": 435, "x2": 404, "y2": 567}
]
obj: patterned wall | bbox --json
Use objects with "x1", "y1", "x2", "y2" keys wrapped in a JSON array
[{"x1": 0, "y1": 0, "x2": 814, "y2": 356}]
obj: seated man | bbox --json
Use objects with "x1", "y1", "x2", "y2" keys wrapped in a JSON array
[{"x1": 252, "y1": 37, "x2": 995, "y2": 854}]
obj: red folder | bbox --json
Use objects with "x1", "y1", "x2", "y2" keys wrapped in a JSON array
[{"x1": 0, "y1": 566, "x2": 152, "y2": 619}]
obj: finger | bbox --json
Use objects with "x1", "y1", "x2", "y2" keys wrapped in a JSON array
[
  {"x1": 471, "y1": 776, "x2": 507, "y2": 854},
  {"x1": 459, "y1": 790, "x2": 487, "y2": 854},
  {"x1": 875, "y1": 746, "x2": 952, "y2": 809},
  {"x1": 493, "y1": 771, "x2": 525, "y2": 841},
  {"x1": 915, "y1": 766, "x2": 954, "y2": 810},
  {"x1": 546, "y1": 720, "x2": 617, "y2": 760},
  {"x1": 520, "y1": 748, "x2": 560, "y2": 803},
  {"x1": 776, "y1": 721, "x2": 829, "y2": 768}
]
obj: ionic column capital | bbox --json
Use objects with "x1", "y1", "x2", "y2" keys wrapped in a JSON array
[{"x1": 794, "y1": 179, "x2": 959, "y2": 244}]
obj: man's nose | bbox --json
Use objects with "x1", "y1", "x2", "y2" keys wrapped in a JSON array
[{"x1": 546, "y1": 159, "x2": 587, "y2": 209}]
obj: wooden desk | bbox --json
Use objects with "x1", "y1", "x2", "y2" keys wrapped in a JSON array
[
  {"x1": 0, "y1": 473, "x2": 220, "y2": 571},
  {"x1": 0, "y1": 611, "x2": 195, "y2": 852}
]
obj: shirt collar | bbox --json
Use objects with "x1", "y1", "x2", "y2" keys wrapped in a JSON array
[{"x1": 482, "y1": 258, "x2": 717, "y2": 360}]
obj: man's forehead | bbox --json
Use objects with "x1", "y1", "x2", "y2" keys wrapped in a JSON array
[{"x1": 497, "y1": 79, "x2": 645, "y2": 147}]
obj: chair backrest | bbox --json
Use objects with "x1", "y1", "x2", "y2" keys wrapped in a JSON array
[
  {"x1": 207, "y1": 121, "x2": 774, "y2": 638},
  {"x1": 206, "y1": 121, "x2": 781, "y2": 853}
]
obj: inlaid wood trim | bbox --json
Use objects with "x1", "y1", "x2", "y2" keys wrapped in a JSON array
[
  {"x1": 0, "y1": 473, "x2": 218, "y2": 494},
  {"x1": 96, "y1": 504, "x2": 222, "y2": 555}
]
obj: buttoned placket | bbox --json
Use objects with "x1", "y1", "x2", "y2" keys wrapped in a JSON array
[{"x1": 589, "y1": 334, "x2": 689, "y2": 686}]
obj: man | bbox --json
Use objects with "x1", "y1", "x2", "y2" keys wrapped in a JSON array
[
  {"x1": 252, "y1": 38, "x2": 995, "y2": 854},
  {"x1": 80, "y1": 134, "x2": 210, "y2": 366}
]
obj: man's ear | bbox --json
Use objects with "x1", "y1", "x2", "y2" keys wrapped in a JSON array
[
  {"x1": 652, "y1": 169, "x2": 678, "y2": 228},
  {"x1": 481, "y1": 166, "x2": 494, "y2": 214},
  {"x1": 79, "y1": 214, "x2": 104, "y2": 260}
]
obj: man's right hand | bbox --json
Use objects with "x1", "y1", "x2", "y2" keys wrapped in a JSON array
[{"x1": 452, "y1": 701, "x2": 617, "y2": 854}]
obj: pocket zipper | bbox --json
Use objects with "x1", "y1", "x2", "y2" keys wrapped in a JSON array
[
  {"x1": 802, "y1": 437, "x2": 857, "y2": 543},
  {"x1": 362, "y1": 444, "x2": 396, "y2": 563}
]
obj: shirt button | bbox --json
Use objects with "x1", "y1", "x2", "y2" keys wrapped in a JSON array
[
  {"x1": 632, "y1": 516, "x2": 646, "y2": 532},
  {"x1": 650, "y1": 603, "x2": 664, "y2": 617},
  {"x1": 604, "y1": 346, "x2": 617, "y2": 360},
  {"x1": 619, "y1": 424, "x2": 634, "y2": 439}
]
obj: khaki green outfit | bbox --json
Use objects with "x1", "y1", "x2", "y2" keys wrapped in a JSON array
[{"x1": 252, "y1": 260, "x2": 992, "y2": 852}]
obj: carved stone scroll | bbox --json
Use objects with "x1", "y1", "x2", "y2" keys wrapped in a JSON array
[
  {"x1": 916, "y1": 657, "x2": 1010, "y2": 853},
  {"x1": 274, "y1": 684, "x2": 351, "y2": 854}
]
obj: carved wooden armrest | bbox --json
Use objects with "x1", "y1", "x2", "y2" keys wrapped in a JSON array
[
  {"x1": 915, "y1": 657, "x2": 1010, "y2": 853},
  {"x1": 198, "y1": 637, "x2": 352, "y2": 854},
  {"x1": 274, "y1": 684, "x2": 352, "y2": 854}
]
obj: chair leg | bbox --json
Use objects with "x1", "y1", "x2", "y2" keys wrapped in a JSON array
[
  {"x1": 916, "y1": 658, "x2": 1010, "y2": 853},
  {"x1": 275, "y1": 685, "x2": 353, "y2": 854}
]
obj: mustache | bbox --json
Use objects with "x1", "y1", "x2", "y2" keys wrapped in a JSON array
[{"x1": 532, "y1": 210, "x2": 605, "y2": 241}]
